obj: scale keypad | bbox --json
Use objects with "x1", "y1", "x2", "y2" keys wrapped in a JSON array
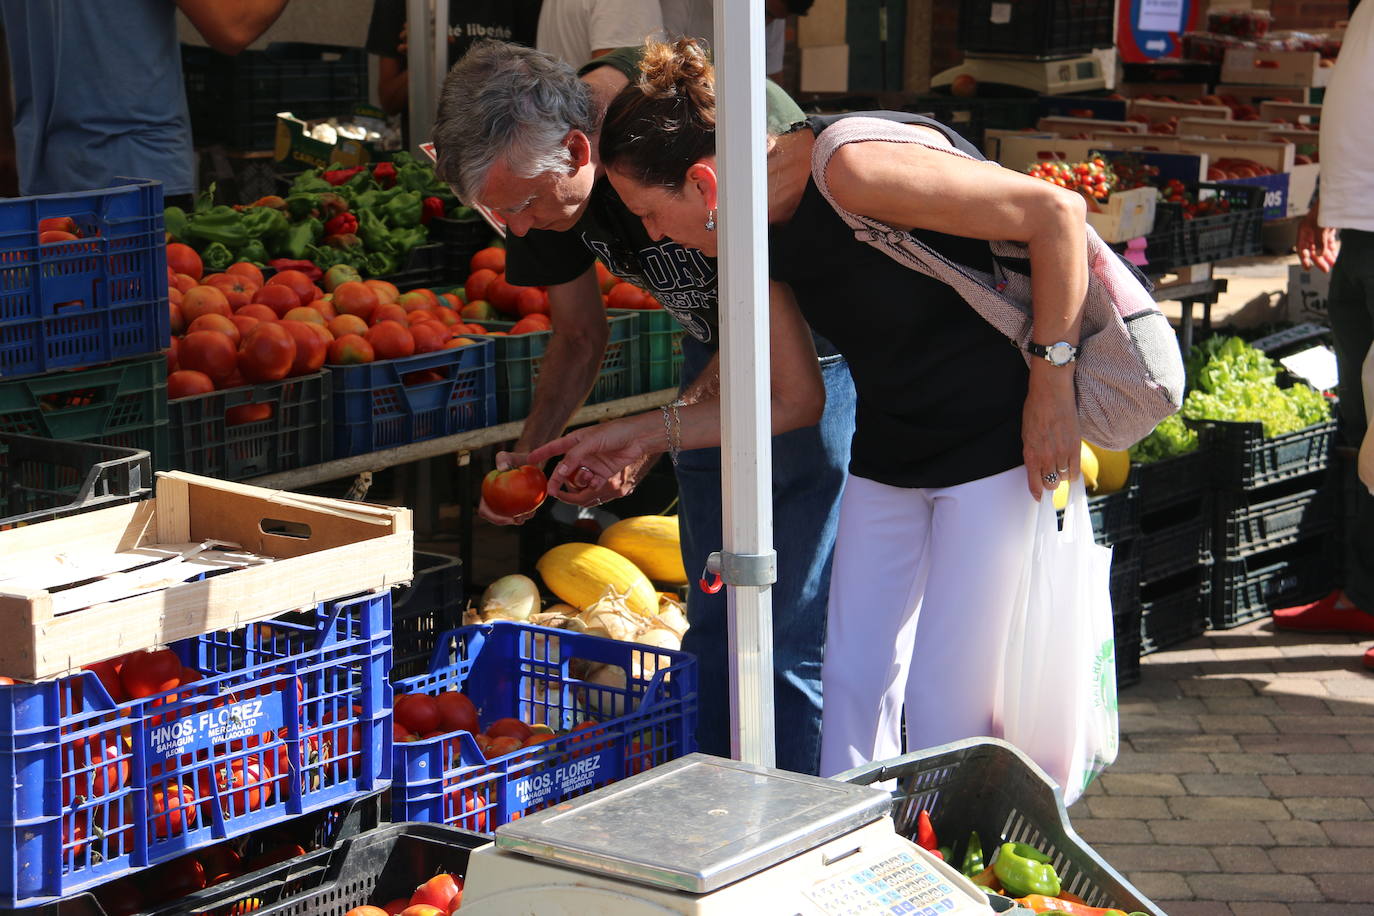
[{"x1": 806, "y1": 850, "x2": 972, "y2": 915}]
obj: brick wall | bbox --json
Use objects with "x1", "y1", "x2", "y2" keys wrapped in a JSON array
[{"x1": 1269, "y1": 0, "x2": 1353, "y2": 29}]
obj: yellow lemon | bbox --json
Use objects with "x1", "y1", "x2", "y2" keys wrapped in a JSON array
[
  {"x1": 1052, "y1": 479, "x2": 1070, "y2": 510},
  {"x1": 1086, "y1": 441, "x2": 1131, "y2": 494},
  {"x1": 1079, "y1": 441, "x2": 1100, "y2": 493}
]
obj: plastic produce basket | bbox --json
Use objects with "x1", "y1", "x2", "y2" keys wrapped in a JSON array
[
  {"x1": 0, "y1": 351, "x2": 169, "y2": 469},
  {"x1": 1087, "y1": 483, "x2": 1140, "y2": 546},
  {"x1": 1144, "y1": 183, "x2": 1264, "y2": 273},
  {"x1": 958, "y1": 0, "x2": 1116, "y2": 56},
  {"x1": 169, "y1": 371, "x2": 331, "y2": 482},
  {"x1": 473, "y1": 309, "x2": 640, "y2": 422},
  {"x1": 1140, "y1": 570, "x2": 1211, "y2": 654},
  {"x1": 1214, "y1": 479, "x2": 1335, "y2": 560},
  {"x1": 1140, "y1": 509, "x2": 1214, "y2": 583},
  {"x1": 1108, "y1": 538, "x2": 1141, "y2": 620},
  {"x1": 837, "y1": 738, "x2": 1165, "y2": 915},
  {"x1": 1211, "y1": 539, "x2": 1335, "y2": 629},
  {"x1": 0, "y1": 179, "x2": 168, "y2": 379},
  {"x1": 329, "y1": 339, "x2": 496, "y2": 458},
  {"x1": 1133, "y1": 449, "x2": 1211, "y2": 517},
  {"x1": 48, "y1": 791, "x2": 388, "y2": 916},
  {"x1": 182, "y1": 43, "x2": 368, "y2": 151},
  {"x1": 639, "y1": 308, "x2": 686, "y2": 393},
  {"x1": 377, "y1": 242, "x2": 447, "y2": 293},
  {"x1": 430, "y1": 216, "x2": 495, "y2": 286},
  {"x1": 390, "y1": 551, "x2": 465, "y2": 682},
  {"x1": 393, "y1": 621, "x2": 698, "y2": 834},
  {"x1": 0, "y1": 591, "x2": 392, "y2": 909},
  {"x1": 0, "y1": 433, "x2": 150, "y2": 530},
  {"x1": 1197, "y1": 418, "x2": 1337, "y2": 491}
]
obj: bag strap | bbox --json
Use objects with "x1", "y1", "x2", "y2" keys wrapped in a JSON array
[{"x1": 809, "y1": 117, "x2": 1032, "y2": 342}]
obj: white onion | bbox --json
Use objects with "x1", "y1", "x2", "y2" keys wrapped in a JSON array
[{"x1": 479, "y1": 574, "x2": 540, "y2": 622}]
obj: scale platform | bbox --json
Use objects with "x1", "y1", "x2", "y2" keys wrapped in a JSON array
[
  {"x1": 461, "y1": 754, "x2": 998, "y2": 915},
  {"x1": 932, "y1": 52, "x2": 1108, "y2": 95}
]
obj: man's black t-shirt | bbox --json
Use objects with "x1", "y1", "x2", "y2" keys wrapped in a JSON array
[
  {"x1": 366, "y1": 0, "x2": 542, "y2": 66},
  {"x1": 769, "y1": 113, "x2": 1028, "y2": 489}
]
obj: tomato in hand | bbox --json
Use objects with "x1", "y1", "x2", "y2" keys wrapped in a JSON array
[{"x1": 481, "y1": 465, "x2": 548, "y2": 517}]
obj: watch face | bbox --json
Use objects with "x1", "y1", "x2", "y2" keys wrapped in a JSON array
[{"x1": 1048, "y1": 342, "x2": 1075, "y2": 366}]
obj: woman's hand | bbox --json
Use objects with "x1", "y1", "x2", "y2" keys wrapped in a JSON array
[
  {"x1": 1022, "y1": 363, "x2": 1081, "y2": 501},
  {"x1": 527, "y1": 417, "x2": 659, "y2": 506}
]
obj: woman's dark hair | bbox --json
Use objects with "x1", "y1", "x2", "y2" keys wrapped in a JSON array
[{"x1": 599, "y1": 38, "x2": 718, "y2": 192}]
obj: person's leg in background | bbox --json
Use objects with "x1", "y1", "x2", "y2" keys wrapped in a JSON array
[
  {"x1": 903, "y1": 467, "x2": 1037, "y2": 750},
  {"x1": 676, "y1": 338, "x2": 854, "y2": 774},
  {"x1": 1275, "y1": 229, "x2": 1374, "y2": 643},
  {"x1": 819, "y1": 475, "x2": 933, "y2": 777}
]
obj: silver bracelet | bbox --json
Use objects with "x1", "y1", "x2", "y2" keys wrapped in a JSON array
[
  {"x1": 671, "y1": 400, "x2": 683, "y2": 463},
  {"x1": 661, "y1": 405, "x2": 679, "y2": 466}
]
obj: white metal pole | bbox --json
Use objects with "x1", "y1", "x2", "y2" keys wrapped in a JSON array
[
  {"x1": 714, "y1": 0, "x2": 777, "y2": 767},
  {"x1": 405, "y1": 0, "x2": 435, "y2": 157},
  {"x1": 432, "y1": 0, "x2": 449, "y2": 106}
]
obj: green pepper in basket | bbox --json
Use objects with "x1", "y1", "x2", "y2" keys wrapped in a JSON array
[
  {"x1": 163, "y1": 205, "x2": 189, "y2": 242},
  {"x1": 200, "y1": 242, "x2": 234, "y2": 273},
  {"x1": 993, "y1": 843, "x2": 1061, "y2": 899},
  {"x1": 961, "y1": 831, "x2": 985, "y2": 878},
  {"x1": 389, "y1": 226, "x2": 428, "y2": 256},
  {"x1": 275, "y1": 217, "x2": 323, "y2": 261},
  {"x1": 290, "y1": 170, "x2": 333, "y2": 195},
  {"x1": 382, "y1": 190, "x2": 423, "y2": 228},
  {"x1": 365, "y1": 250, "x2": 398, "y2": 277},
  {"x1": 185, "y1": 205, "x2": 250, "y2": 248},
  {"x1": 356, "y1": 208, "x2": 395, "y2": 254},
  {"x1": 238, "y1": 239, "x2": 269, "y2": 266},
  {"x1": 242, "y1": 205, "x2": 289, "y2": 240}
]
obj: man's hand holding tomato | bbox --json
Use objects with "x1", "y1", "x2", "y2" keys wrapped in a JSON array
[{"x1": 478, "y1": 459, "x2": 549, "y2": 525}]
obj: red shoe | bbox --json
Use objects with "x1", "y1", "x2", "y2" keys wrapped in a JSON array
[
  {"x1": 1273, "y1": 590, "x2": 1374, "y2": 634},
  {"x1": 1365, "y1": 646, "x2": 1374, "y2": 672}
]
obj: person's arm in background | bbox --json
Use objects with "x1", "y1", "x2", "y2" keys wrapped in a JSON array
[
  {"x1": 588, "y1": 0, "x2": 664, "y2": 59},
  {"x1": 175, "y1": 0, "x2": 290, "y2": 55},
  {"x1": 481, "y1": 265, "x2": 610, "y2": 523},
  {"x1": 1297, "y1": 195, "x2": 1340, "y2": 273},
  {"x1": 377, "y1": 55, "x2": 408, "y2": 115}
]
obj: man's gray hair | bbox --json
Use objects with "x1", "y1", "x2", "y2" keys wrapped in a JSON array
[{"x1": 433, "y1": 40, "x2": 597, "y2": 204}]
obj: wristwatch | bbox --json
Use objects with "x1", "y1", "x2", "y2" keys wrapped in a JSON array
[{"x1": 1026, "y1": 340, "x2": 1080, "y2": 367}]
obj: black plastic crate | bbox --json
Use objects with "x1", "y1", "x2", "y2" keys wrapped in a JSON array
[
  {"x1": 390, "y1": 550, "x2": 465, "y2": 681},
  {"x1": 1144, "y1": 183, "x2": 1264, "y2": 273},
  {"x1": 1089, "y1": 483, "x2": 1141, "y2": 546},
  {"x1": 1133, "y1": 449, "x2": 1212, "y2": 516},
  {"x1": 1198, "y1": 419, "x2": 1337, "y2": 491},
  {"x1": 1211, "y1": 539, "x2": 1335, "y2": 630},
  {"x1": 1121, "y1": 60, "x2": 1223, "y2": 85},
  {"x1": 430, "y1": 216, "x2": 495, "y2": 286},
  {"x1": 1140, "y1": 569, "x2": 1212, "y2": 654},
  {"x1": 958, "y1": 0, "x2": 1116, "y2": 56},
  {"x1": 1116, "y1": 627, "x2": 1143, "y2": 689},
  {"x1": 48, "y1": 792, "x2": 388, "y2": 916},
  {"x1": 182, "y1": 43, "x2": 368, "y2": 151},
  {"x1": 0, "y1": 434, "x2": 150, "y2": 530},
  {"x1": 1214, "y1": 478, "x2": 1335, "y2": 561},
  {"x1": 1110, "y1": 537, "x2": 1142, "y2": 623},
  {"x1": 377, "y1": 241, "x2": 446, "y2": 292},
  {"x1": 1140, "y1": 502, "x2": 1214, "y2": 584}
]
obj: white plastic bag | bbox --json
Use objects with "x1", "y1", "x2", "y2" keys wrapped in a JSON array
[{"x1": 995, "y1": 480, "x2": 1119, "y2": 805}]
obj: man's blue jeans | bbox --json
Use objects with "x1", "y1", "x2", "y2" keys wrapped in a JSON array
[{"x1": 673, "y1": 336, "x2": 854, "y2": 774}]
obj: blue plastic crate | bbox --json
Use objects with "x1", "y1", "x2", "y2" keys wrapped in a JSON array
[
  {"x1": 392, "y1": 622, "x2": 697, "y2": 834},
  {"x1": 0, "y1": 178, "x2": 169, "y2": 380},
  {"x1": 329, "y1": 339, "x2": 496, "y2": 458},
  {"x1": 0, "y1": 592, "x2": 393, "y2": 909}
]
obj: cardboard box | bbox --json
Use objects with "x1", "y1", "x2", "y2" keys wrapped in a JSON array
[
  {"x1": 274, "y1": 105, "x2": 393, "y2": 171},
  {"x1": 798, "y1": 0, "x2": 846, "y2": 47},
  {"x1": 1221, "y1": 49, "x2": 1332, "y2": 87},
  {"x1": 1287, "y1": 265, "x2": 1331, "y2": 323},
  {"x1": 1176, "y1": 118, "x2": 1289, "y2": 140},
  {"x1": 1036, "y1": 116, "x2": 1147, "y2": 135},
  {"x1": 1129, "y1": 99, "x2": 1232, "y2": 124},
  {"x1": 1214, "y1": 84, "x2": 1321, "y2": 105},
  {"x1": 0, "y1": 472, "x2": 413, "y2": 680},
  {"x1": 1118, "y1": 81, "x2": 1210, "y2": 100},
  {"x1": 1086, "y1": 186, "x2": 1158, "y2": 242}
]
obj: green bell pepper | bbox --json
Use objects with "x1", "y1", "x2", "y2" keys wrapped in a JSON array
[
  {"x1": 993, "y1": 843, "x2": 1060, "y2": 899},
  {"x1": 961, "y1": 832, "x2": 985, "y2": 878},
  {"x1": 381, "y1": 190, "x2": 423, "y2": 228},
  {"x1": 389, "y1": 225, "x2": 428, "y2": 256},
  {"x1": 163, "y1": 206, "x2": 189, "y2": 242},
  {"x1": 200, "y1": 242, "x2": 234, "y2": 273},
  {"x1": 365, "y1": 250, "x2": 399, "y2": 278},
  {"x1": 242, "y1": 206, "x2": 289, "y2": 240},
  {"x1": 185, "y1": 205, "x2": 250, "y2": 248},
  {"x1": 237, "y1": 239, "x2": 269, "y2": 265},
  {"x1": 356, "y1": 208, "x2": 396, "y2": 254},
  {"x1": 274, "y1": 217, "x2": 323, "y2": 261},
  {"x1": 289, "y1": 171, "x2": 333, "y2": 195}
]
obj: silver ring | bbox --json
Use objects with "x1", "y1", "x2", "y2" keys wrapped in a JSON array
[
  {"x1": 1058, "y1": 465, "x2": 1070, "y2": 473},
  {"x1": 1042, "y1": 472, "x2": 1059, "y2": 486}
]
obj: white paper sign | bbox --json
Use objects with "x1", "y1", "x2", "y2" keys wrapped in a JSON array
[
  {"x1": 1138, "y1": 0, "x2": 1184, "y2": 33},
  {"x1": 1280, "y1": 346, "x2": 1340, "y2": 393}
]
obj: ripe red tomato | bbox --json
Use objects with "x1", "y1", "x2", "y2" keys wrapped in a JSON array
[
  {"x1": 119, "y1": 649, "x2": 181, "y2": 699},
  {"x1": 64, "y1": 814, "x2": 87, "y2": 859},
  {"x1": 150, "y1": 783, "x2": 198, "y2": 838},
  {"x1": 197, "y1": 843, "x2": 245, "y2": 885},
  {"x1": 399, "y1": 906, "x2": 445, "y2": 916},
  {"x1": 435, "y1": 692, "x2": 479, "y2": 734},
  {"x1": 344, "y1": 908, "x2": 391, "y2": 916},
  {"x1": 485, "y1": 717, "x2": 533, "y2": 742},
  {"x1": 481, "y1": 465, "x2": 548, "y2": 517},
  {"x1": 150, "y1": 854, "x2": 207, "y2": 901},
  {"x1": 64, "y1": 732, "x2": 128, "y2": 804},
  {"x1": 396, "y1": 694, "x2": 441, "y2": 735},
  {"x1": 84, "y1": 656, "x2": 128, "y2": 703},
  {"x1": 447, "y1": 889, "x2": 463, "y2": 915},
  {"x1": 409, "y1": 873, "x2": 461, "y2": 910},
  {"x1": 200, "y1": 757, "x2": 271, "y2": 818}
]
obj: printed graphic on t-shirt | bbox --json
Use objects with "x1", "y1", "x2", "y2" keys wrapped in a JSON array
[
  {"x1": 450, "y1": 22, "x2": 515, "y2": 41},
  {"x1": 584, "y1": 237, "x2": 718, "y2": 343}
]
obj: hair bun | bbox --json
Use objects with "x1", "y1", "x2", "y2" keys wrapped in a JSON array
[{"x1": 638, "y1": 38, "x2": 715, "y2": 127}]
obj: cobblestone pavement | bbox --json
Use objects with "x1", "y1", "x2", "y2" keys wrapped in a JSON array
[{"x1": 1067, "y1": 620, "x2": 1374, "y2": 915}]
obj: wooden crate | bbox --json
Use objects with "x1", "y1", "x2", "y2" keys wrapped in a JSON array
[
  {"x1": 1129, "y1": 99, "x2": 1232, "y2": 125},
  {"x1": 1221, "y1": 49, "x2": 1332, "y2": 88},
  {"x1": 1258, "y1": 100, "x2": 1322, "y2": 124},
  {"x1": 1087, "y1": 186, "x2": 1158, "y2": 243},
  {"x1": 1036, "y1": 115, "x2": 1147, "y2": 136},
  {"x1": 0, "y1": 471, "x2": 413, "y2": 680}
]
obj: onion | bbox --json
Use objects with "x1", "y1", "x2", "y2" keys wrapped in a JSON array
[{"x1": 479, "y1": 574, "x2": 540, "y2": 622}]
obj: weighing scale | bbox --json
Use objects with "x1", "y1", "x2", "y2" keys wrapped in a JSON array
[
  {"x1": 460, "y1": 754, "x2": 999, "y2": 915},
  {"x1": 932, "y1": 53, "x2": 1108, "y2": 95}
]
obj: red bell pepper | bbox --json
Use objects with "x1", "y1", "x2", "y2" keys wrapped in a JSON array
[
  {"x1": 267, "y1": 258, "x2": 322, "y2": 282},
  {"x1": 916, "y1": 810, "x2": 938, "y2": 852},
  {"x1": 421, "y1": 196, "x2": 445, "y2": 225},
  {"x1": 324, "y1": 212, "x2": 359, "y2": 237},
  {"x1": 373, "y1": 162, "x2": 398, "y2": 188},
  {"x1": 323, "y1": 166, "x2": 365, "y2": 186}
]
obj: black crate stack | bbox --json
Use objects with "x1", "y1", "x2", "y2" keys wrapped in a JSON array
[
  {"x1": 1086, "y1": 484, "x2": 1143, "y2": 688},
  {"x1": 1202, "y1": 420, "x2": 1339, "y2": 629},
  {"x1": 1134, "y1": 450, "x2": 1214, "y2": 657}
]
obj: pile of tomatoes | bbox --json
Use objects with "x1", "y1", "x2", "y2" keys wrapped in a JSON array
[
  {"x1": 345, "y1": 871, "x2": 465, "y2": 915},
  {"x1": 1024, "y1": 156, "x2": 1119, "y2": 204}
]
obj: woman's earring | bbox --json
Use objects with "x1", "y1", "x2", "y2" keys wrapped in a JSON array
[{"x1": 705, "y1": 208, "x2": 717, "y2": 232}]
